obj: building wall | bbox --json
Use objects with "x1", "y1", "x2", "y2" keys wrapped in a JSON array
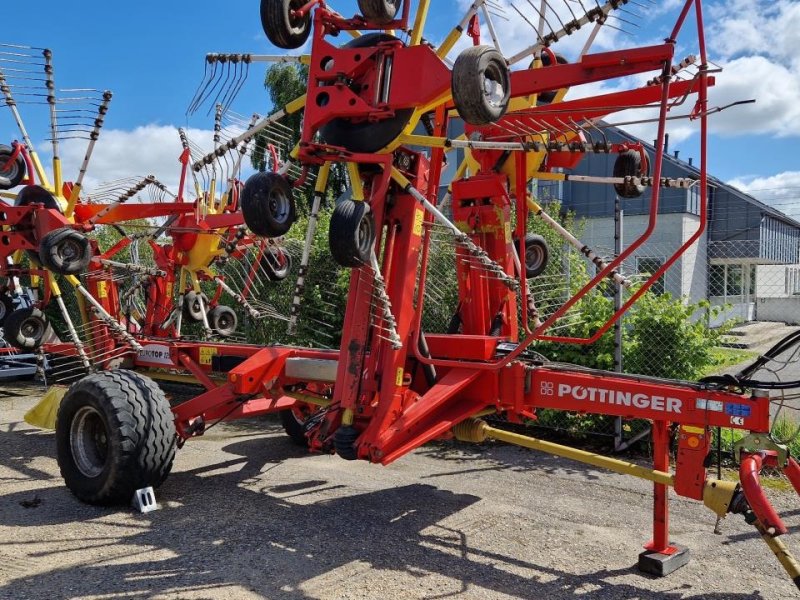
[{"x1": 757, "y1": 298, "x2": 800, "y2": 324}]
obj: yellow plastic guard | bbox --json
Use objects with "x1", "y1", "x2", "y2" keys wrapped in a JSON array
[{"x1": 23, "y1": 386, "x2": 68, "y2": 430}]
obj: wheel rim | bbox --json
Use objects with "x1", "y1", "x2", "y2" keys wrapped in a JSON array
[
  {"x1": 0, "y1": 155, "x2": 19, "y2": 181},
  {"x1": 70, "y1": 406, "x2": 109, "y2": 478},
  {"x1": 268, "y1": 188, "x2": 292, "y2": 225},
  {"x1": 356, "y1": 213, "x2": 374, "y2": 256},
  {"x1": 57, "y1": 237, "x2": 83, "y2": 266},
  {"x1": 288, "y1": 0, "x2": 307, "y2": 34},
  {"x1": 218, "y1": 313, "x2": 233, "y2": 330},
  {"x1": 482, "y1": 63, "x2": 507, "y2": 109},
  {"x1": 20, "y1": 316, "x2": 44, "y2": 341},
  {"x1": 526, "y1": 245, "x2": 545, "y2": 272}
]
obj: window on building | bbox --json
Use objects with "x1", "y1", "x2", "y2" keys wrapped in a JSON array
[
  {"x1": 709, "y1": 264, "x2": 726, "y2": 297},
  {"x1": 787, "y1": 268, "x2": 800, "y2": 296},
  {"x1": 727, "y1": 265, "x2": 743, "y2": 296},
  {"x1": 637, "y1": 257, "x2": 665, "y2": 295}
]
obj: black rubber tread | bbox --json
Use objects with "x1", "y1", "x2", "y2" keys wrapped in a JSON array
[
  {"x1": 613, "y1": 150, "x2": 647, "y2": 198},
  {"x1": 521, "y1": 233, "x2": 550, "y2": 278},
  {"x1": 262, "y1": 247, "x2": 293, "y2": 281},
  {"x1": 3, "y1": 306, "x2": 49, "y2": 350},
  {"x1": 38, "y1": 227, "x2": 91, "y2": 276},
  {"x1": 182, "y1": 291, "x2": 207, "y2": 322},
  {"x1": 358, "y1": 0, "x2": 401, "y2": 24},
  {"x1": 0, "y1": 295, "x2": 14, "y2": 328},
  {"x1": 14, "y1": 184, "x2": 62, "y2": 211},
  {"x1": 451, "y1": 45, "x2": 511, "y2": 126},
  {"x1": 208, "y1": 305, "x2": 238, "y2": 337},
  {"x1": 260, "y1": 0, "x2": 311, "y2": 50},
  {"x1": 319, "y1": 33, "x2": 414, "y2": 153},
  {"x1": 279, "y1": 409, "x2": 310, "y2": 447},
  {"x1": 55, "y1": 370, "x2": 177, "y2": 505},
  {"x1": 241, "y1": 172, "x2": 297, "y2": 238},
  {"x1": 537, "y1": 53, "x2": 568, "y2": 104},
  {"x1": 0, "y1": 144, "x2": 26, "y2": 189},
  {"x1": 333, "y1": 425, "x2": 360, "y2": 460},
  {"x1": 329, "y1": 199, "x2": 375, "y2": 268}
]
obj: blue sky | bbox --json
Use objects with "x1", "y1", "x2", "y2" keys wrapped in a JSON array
[{"x1": 4, "y1": 1, "x2": 799, "y2": 217}]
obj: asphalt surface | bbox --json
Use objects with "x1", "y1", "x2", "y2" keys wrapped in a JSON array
[{"x1": 1, "y1": 382, "x2": 799, "y2": 600}]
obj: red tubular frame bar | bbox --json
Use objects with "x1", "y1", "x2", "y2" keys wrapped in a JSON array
[{"x1": 740, "y1": 453, "x2": 788, "y2": 536}]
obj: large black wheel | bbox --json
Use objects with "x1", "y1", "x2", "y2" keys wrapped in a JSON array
[
  {"x1": 261, "y1": 247, "x2": 293, "y2": 281},
  {"x1": 56, "y1": 370, "x2": 176, "y2": 505},
  {"x1": 241, "y1": 172, "x2": 296, "y2": 238},
  {"x1": 14, "y1": 184, "x2": 61, "y2": 211},
  {"x1": 0, "y1": 144, "x2": 26, "y2": 190},
  {"x1": 279, "y1": 402, "x2": 319, "y2": 447},
  {"x1": 183, "y1": 291, "x2": 207, "y2": 323},
  {"x1": 0, "y1": 295, "x2": 14, "y2": 328},
  {"x1": 319, "y1": 34, "x2": 414, "y2": 153},
  {"x1": 38, "y1": 227, "x2": 91, "y2": 276},
  {"x1": 3, "y1": 306, "x2": 49, "y2": 350},
  {"x1": 329, "y1": 200, "x2": 375, "y2": 268},
  {"x1": 334, "y1": 425, "x2": 359, "y2": 460},
  {"x1": 260, "y1": 0, "x2": 311, "y2": 50},
  {"x1": 520, "y1": 233, "x2": 550, "y2": 278},
  {"x1": 358, "y1": 0, "x2": 401, "y2": 23},
  {"x1": 613, "y1": 150, "x2": 648, "y2": 198},
  {"x1": 208, "y1": 305, "x2": 238, "y2": 338},
  {"x1": 452, "y1": 45, "x2": 510, "y2": 126}
]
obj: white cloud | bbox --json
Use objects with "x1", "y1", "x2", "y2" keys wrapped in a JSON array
[{"x1": 727, "y1": 171, "x2": 800, "y2": 218}]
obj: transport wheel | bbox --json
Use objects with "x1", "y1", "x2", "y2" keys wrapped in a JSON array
[
  {"x1": 0, "y1": 294, "x2": 14, "y2": 328},
  {"x1": 358, "y1": 0, "x2": 401, "y2": 23},
  {"x1": 56, "y1": 370, "x2": 176, "y2": 505},
  {"x1": 451, "y1": 45, "x2": 511, "y2": 126},
  {"x1": 520, "y1": 234, "x2": 550, "y2": 278},
  {"x1": 0, "y1": 144, "x2": 26, "y2": 189},
  {"x1": 260, "y1": 0, "x2": 311, "y2": 49},
  {"x1": 261, "y1": 247, "x2": 293, "y2": 281},
  {"x1": 613, "y1": 150, "x2": 648, "y2": 198},
  {"x1": 279, "y1": 402, "x2": 317, "y2": 447},
  {"x1": 3, "y1": 306, "x2": 49, "y2": 350},
  {"x1": 537, "y1": 52, "x2": 568, "y2": 104},
  {"x1": 208, "y1": 305, "x2": 238, "y2": 338},
  {"x1": 183, "y1": 291, "x2": 207, "y2": 323},
  {"x1": 14, "y1": 184, "x2": 61, "y2": 211},
  {"x1": 334, "y1": 425, "x2": 359, "y2": 460},
  {"x1": 319, "y1": 34, "x2": 414, "y2": 153},
  {"x1": 241, "y1": 172, "x2": 296, "y2": 238},
  {"x1": 38, "y1": 227, "x2": 91, "y2": 276},
  {"x1": 329, "y1": 200, "x2": 375, "y2": 268}
]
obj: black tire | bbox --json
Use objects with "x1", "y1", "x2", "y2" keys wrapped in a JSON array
[
  {"x1": 14, "y1": 184, "x2": 62, "y2": 211},
  {"x1": 260, "y1": 0, "x2": 311, "y2": 50},
  {"x1": 261, "y1": 247, "x2": 293, "y2": 281},
  {"x1": 38, "y1": 227, "x2": 91, "y2": 276},
  {"x1": 520, "y1": 233, "x2": 549, "y2": 278},
  {"x1": 56, "y1": 370, "x2": 176, "y2": 505},
  {"x1": 279, "y1": 406, "x2": 313, "y2": 447},
  {"x1": 452, "y1": 45, "x2": 510, "y2": 126},
  {"x1": 613, "y1": 150, "x2": 648, "y2": 198},
  {"x1": 334, "y1": 425, "x2": 359, "y2": 460},
  {"x1": 208, "y1": 305, "x2": 238, "y2": 338},
  {"x1": 3, "y1": 307, "x2": 49, "y2": 350},
  {"x1": 358, "y1": 0, "x2": 401, "y2": 23},
  {"x1": 537, "y1": 53, "x2": 568, "y2": 104},
  {"x1": 329, "y1": 200, "x2": 375, "y2": 268},
  {"x1": 183, "y1": 291, "x2": 207, "y2": 322},
  {"x1": 0, "y1": 144, "x2": 26, "y2": 189},
  {"x1": 0, "y1": 295, "x2": 14, "y2": 328},
  {"x1": 241, "y1": 172, "x2": 296, "y2": 237},
  {"x1": 319, "y1": 33, "x2": 414, "y2": 153}
]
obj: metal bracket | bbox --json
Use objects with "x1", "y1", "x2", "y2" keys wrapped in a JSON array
[{"x1": 733, "y1": 434, "x2": 789, "y2": 467}]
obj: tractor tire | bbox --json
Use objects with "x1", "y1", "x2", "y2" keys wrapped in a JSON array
[
  {"x1": 520, "y1": 233, "x2": 549, "y2": 278},
  {"x1": 260, "y1": 0, "x2": 311, "y2": 50},
  {"x1": 329, "y1": 199, "x2": 375, "y2": 268},
  {"x1": 279, "y1": 407, "x2": 310, "y2": 447},
  {"x1": 334, "y1": 425, "x2": 360, "y2": 460},
  {"x1": 537, "y1": 52, "x2": 568, "y2": 104},
  {"x1": 452, "y1": 45, "x2": 510, "y2": 126},
  {"x1": 38, "y1": 227, "x2": 91, "y2": 276},
  {"x1": 3, "y1": 306, "x2": 49, "y2": 350},
  {"x1": 56, "y1": 370, "x2": 176, "y2": 505},
  {"x1": 208, "y1": 305, "x2": 238, "y2": 338},
  {"x1": 319, "y1": 33, "x2": 414, "y2": 153},
  {"x1": 613, "y1": 150, "x2": 648, "y2": 198},
  {"x1": 182, "y1": 291, "x2": 207, "y2": 323},
  {"x1": 0, "y1": 294, "x2": 14, "y2": 328},
  {"x1": 241, "y1": 171, "x2": 296, "y2": 238},
  {"x1": 0, "y1": 144, "x2": 26, "y2": 189},
  {"x1": 261, "y1": 247, "x2": 293, "y2": 281},
  {"x1": 358, "y1": 0, "x2": 401, "y2": 24}
]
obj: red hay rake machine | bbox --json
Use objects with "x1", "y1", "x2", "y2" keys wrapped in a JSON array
[{"x1": 5, "y1": 0, "x2": 800, "y2": 590}]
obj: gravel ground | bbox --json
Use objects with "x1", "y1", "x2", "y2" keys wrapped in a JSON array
[{"x1": 1, "y1": 382, "x2": 799, "y2": 600}]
